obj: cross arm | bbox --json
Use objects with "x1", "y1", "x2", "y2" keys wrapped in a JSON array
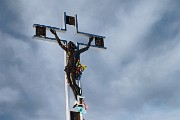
[
  {"x1": 76, "y1": 31, "x2": 105, "y2": 39},
  {"x1": 33, "y1": 36, "x2": 67, "y2": 44},
  {"x1": 77, "y1": 42, "x2": 107, "y2": 50},
  {"x1": 33, "y1": 24, "x2": 66, "y2": 32}
]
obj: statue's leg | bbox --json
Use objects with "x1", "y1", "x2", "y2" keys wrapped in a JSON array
[
  {"x1": 70, "y1": 72, "x2": 82, "y2": 96},
  {"x1": 66, "y1": 71, "x2": 78, "y2": 100}
]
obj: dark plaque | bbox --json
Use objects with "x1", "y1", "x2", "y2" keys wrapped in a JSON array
[
  {"x1": 70, "y1": 111, "x2": 81, "y2": 120},
  {"x1": 66, "y1": 16, "x2": 75, "y2": 26},
  {"x1": 36, "y1": 26, "x2": 46, "y2": 37},
  {"x1": 95, "y1": 37, "x2": 104, "y2": 47}
]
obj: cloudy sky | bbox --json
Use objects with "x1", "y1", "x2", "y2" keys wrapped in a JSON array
[{"x1": 1, "y1": 0, "x2": 180, "y2": 120}]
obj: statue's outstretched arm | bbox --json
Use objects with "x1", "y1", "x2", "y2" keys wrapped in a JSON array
[
  {"x1": 50, "y1": 29, "x2": 67, "y2": 52},
  {"x1": 78, "y1": 37, "x2": 93, "y2": 54}
]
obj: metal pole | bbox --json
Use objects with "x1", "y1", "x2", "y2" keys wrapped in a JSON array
[
  {"x1": 76, "y1": 43, "x2": 81, "y2": 92},
  {"x1": 80, "y1": 113, "x2": 83, "y2": 120},
  {"x1": 64, "y1": 50, "x2": 70, "y2": 120},
  {"x1": 77, "y1": 43, "x2": 83, "y2": 120}
]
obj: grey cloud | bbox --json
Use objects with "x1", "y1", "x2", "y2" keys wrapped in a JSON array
[
  {"x1": 0, "y1": 1, "x2": 66, "y2": 120},
  {"x1": 1, "y1": 0, "x2": 180, "y2": 120}
]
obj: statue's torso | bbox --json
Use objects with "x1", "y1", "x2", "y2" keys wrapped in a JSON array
[{"x1": 66, "y1": 51, "x2": 79, "y2": 67}]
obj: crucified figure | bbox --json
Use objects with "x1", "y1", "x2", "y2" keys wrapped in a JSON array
[{"x1": 50, "y1": 29, "x2": 93, "y2": 100}]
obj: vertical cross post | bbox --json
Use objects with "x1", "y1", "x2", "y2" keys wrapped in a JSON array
[{"x1": 64, "y1": 45, "x2": 70, "y2": 120}]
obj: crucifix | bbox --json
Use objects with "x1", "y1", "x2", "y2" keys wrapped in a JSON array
[{"x1": 33, "y1": 12, "x2": 106, "y2": 120}]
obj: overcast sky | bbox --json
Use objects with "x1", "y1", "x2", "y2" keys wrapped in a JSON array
[{"x1": 1, "y1": 0, "x2": 180, "y2": 120}]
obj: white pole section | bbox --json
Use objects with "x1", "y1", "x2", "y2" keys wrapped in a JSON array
[{"x1": 64, "y1": 50, "x2": 70, "y2": 120}]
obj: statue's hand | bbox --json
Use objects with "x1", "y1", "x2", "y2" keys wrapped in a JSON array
[
  {"x1": 89, "y1": 36, "x2": 94, "y2": 43},
  {"x1": 50, "y1": 29, "x2": 56, "y2": 35}
]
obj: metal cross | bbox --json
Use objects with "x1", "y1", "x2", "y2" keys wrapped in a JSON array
[{"x1": 33, "y1": 12, "x2": 106, "y2": 120}]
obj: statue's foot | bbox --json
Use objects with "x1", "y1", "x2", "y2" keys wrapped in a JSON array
[{"x1": 73, "y1": 100, "x2": 78, "y2": 108}]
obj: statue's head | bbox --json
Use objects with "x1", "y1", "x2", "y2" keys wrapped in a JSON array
[{"x1": 67, "y1": 41, "x2": 77, "y2": 51}]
